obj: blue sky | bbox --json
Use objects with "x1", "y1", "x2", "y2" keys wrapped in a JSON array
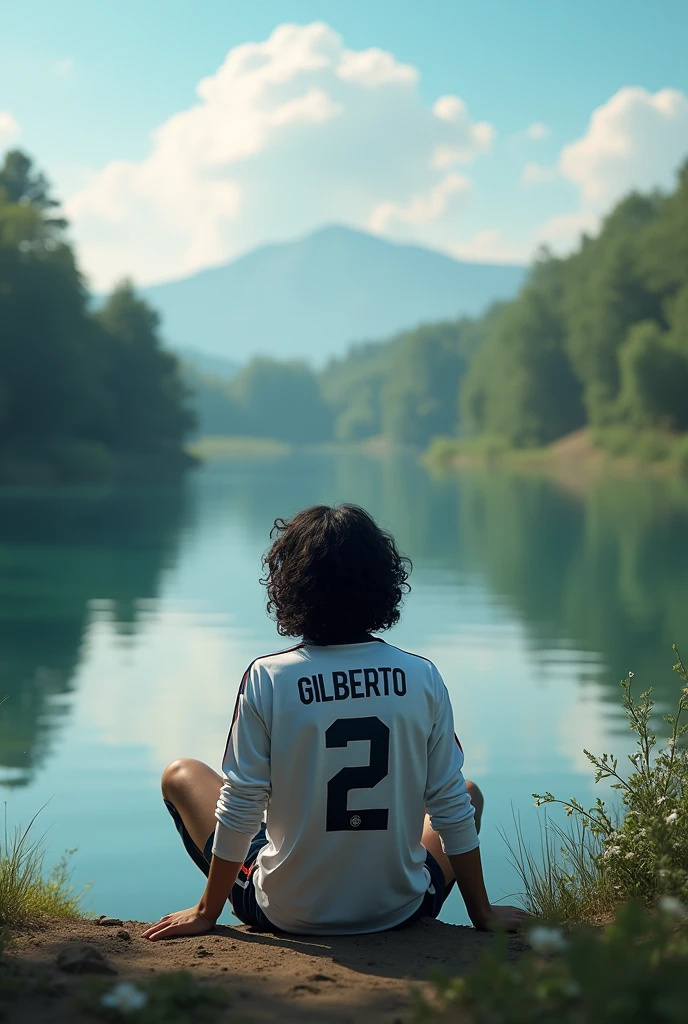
[{"x1": 2, "y1": 0, "x2": 688, "y2": 288}]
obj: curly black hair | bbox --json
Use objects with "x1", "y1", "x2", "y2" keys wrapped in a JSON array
[{"x1": 261, "y1": 504, "x2": 412, "y2": 644}]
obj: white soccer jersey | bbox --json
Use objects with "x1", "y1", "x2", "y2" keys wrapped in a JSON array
[{"x1": 213, "y1": 637, "x2": 478, "y2": 934}]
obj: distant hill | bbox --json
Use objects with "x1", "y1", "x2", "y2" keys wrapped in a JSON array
[{"x1": 142, "y1": 225, "x2": 526, "y2": 367}]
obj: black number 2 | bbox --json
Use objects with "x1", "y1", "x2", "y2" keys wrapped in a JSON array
[{"x1": 325, "y1": 716, "x2": 390, "y2": 831}]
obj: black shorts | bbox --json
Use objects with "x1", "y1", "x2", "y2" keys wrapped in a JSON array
[{"x1": 164, "y1": 799, "x2": 455, "y2": 932}]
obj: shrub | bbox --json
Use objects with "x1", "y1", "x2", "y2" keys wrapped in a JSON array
[
  {"x1": 414, "y1": 900, "x2": 688, "y2": 1023},
  {"x1": 507, "y1": 646, "x2": 688, "y2": 925},
  {"x1": 532, "y1": 647, "x2": 688, "y2": 913}
]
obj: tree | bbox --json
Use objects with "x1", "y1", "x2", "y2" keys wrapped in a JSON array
[
  {"x1": 0, "y1": 155, "x2": 102, "y2": 450},
  {"x1": 0, "y1": 150, "x2": 67, "y2": 232},
  {"x1": 615, "y1": 321, "x2": 688, "y2": 431},
  {"x1": 380, "y1": 323, "x2": 466, "y2": 447},
  {"x1": 461, "y1": 280, "x2": 585, "y2": 447},
  {"x1": 0, "y1": 150, "x2": 195, "y2": 480},
  {"x1": 562, "y1": 193, "x2": 663, "y2": 424},
  {"x1": 94, "y1": 281, "x2": 195, "y2": 454},
  {"x1": 230, "y1": 358, "x2": 333, "y2": 444}
]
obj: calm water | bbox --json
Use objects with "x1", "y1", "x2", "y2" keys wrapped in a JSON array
[{"x1": 2, "y1": 454, "x2": 688, "y2": 926}]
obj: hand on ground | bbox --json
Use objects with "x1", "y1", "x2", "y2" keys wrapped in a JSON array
[
  {"x1": 142, "y1": 906, "x2": 215, "y2": 941},
  {"x1": 473, "y1": 904, "x2": 530, "y2": 933}
]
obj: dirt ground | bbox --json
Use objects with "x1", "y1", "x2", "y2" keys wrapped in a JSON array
[{"x1": 2, "y1": 916, "x2": 527, "y2": 1023}]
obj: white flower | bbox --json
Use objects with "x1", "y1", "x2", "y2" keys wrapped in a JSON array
[
  {"x1": 666, "y1": 811, "x2": 678, "y2": 824},
  {"x1": 628, "y1": 671, "x2": 634, "y2": 678},
  {"x1": 625, "y1": 852, "x2": 634, "y2": 859},
  {"x1": 528, "y1": 926, "x2": 567, "y2": 955},
  {"x1": 101, "y1": 983, "x2": 148, "y2": 1013},
  {"x1": 658, "y1": 896, "x2": 686, "y2": 919},
  {"x1": 603, "y1": 845, "x2": 621, "y2": 859},
  {"x1": 657, "y1": 796, "x2": 667, "y2": 805}
]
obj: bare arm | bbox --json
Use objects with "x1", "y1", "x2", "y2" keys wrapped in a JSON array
[
  {"x1": 143, "y1": 854, "x2": 243, "y2": 941},
  {"x1": 448, "y1": 847, "x2": 529, "y2": 932}
]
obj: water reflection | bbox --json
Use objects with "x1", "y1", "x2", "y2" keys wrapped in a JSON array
[
  {"x1": 2, "y1": 458, "x2": 687, "y2": 795},
  {"x1": 0, "y1": 485, "x2": 190, "y2": 786},
  {"x1": 456, "y1": 471, "x2": 688, "y2": 707}
]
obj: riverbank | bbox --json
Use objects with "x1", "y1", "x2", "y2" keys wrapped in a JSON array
[
  {"x1": 186, "y1": 433, "x2": 404, "y2": 461},
  {"x1": 1, "y1": 916, "x2": 526, "y2": 1023},
  {"x1": 423, "y1": 428, "x2": 688, "y2": 488}
]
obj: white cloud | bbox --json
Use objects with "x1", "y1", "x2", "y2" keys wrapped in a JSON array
[
  {"x1": 512, "y1": 86, "x2": 688, "y2": 261},
  {"x1": 368, "y1": 172, "x2": 470, "y2": 233},
  {"x1": 67, "y1": 22, "x2": 494, "y2": 290},
  {"x1": 337, "y1": 47, "x2": 418, "y2": 86},
  {"x1": 450, "y1": 229, "x2": 530, "y2": 264},
  {"x1": 0, "y1": 111, "x2": 20, "y2": 147},
  {"x1": 525, "y1": 121, "x2": 551, "y2": 140},
  {"x1": 534, "y1": 211, "x2": 599, "y2": 253},
  {"x1": 521, "y1": 162, "x2": 558, "y2": 185},
  {"x1": 560, "y1": 86, "x2": 688, "y2": 207}
]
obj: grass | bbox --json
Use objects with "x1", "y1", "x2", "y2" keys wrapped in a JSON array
[
  {"x1": 413, "y1": 901, "x2": 688, "y2": 1024},
  {"x1": 414, "y1": 644, "x2": 688, "y2": 1023},
  {"x1": 0, "y1": 808, "x2": 86, "y2": 929},
  {"x1": 77, "y1": 971, "x2": 230, "y2": 1024},
  {"x1": 502, "y1": 814, "x2": 614, "y2": 925},
  {"x1": 504, "y1": 645, "x2": 688, "y2": 924}
]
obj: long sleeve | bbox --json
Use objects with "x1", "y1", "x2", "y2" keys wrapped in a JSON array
[
  {"x1": 424, "y1": 674, "x2": 479, "y2": 856},
  {"x1": 212, "y1": 668, "x2": 271, "y2": 862}
]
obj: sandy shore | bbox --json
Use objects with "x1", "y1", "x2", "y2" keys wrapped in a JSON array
[{"x1": 3, "y1": 916, "x2": 527, "y2": 1023}]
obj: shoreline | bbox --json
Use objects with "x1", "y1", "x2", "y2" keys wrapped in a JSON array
[{"x1": 422, "y1": 428, "x2": 688, "y2": 492}]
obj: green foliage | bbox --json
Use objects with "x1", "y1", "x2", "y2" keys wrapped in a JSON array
[
  {"x1": 183, "y1": 160, "x2": 688, "y2": 457},
  {"x1": 94, "y1": 281, "x2": 195, "y2": 456},
  {"x1": 423, "y1": 435, "x2": 511, "y2": 470},
  {"x1": 379, "y1": 323, "x2": 469, "y2": 446},
  {"x1": 77, "y1": 972, "x2": 230, "y2": 1024},
  {"x1": 615, "y1": 321, "x2": 688, "y2": 432},
  {"x1": 462, "y1": 276, "x2": 585, "y2": 447},
  {"x1": 229, "y1": 356, "x2": 333, "y2": 444},
  {"x1": 0, "y1": 811, "x2": 86, "y2": 928},
  {"x1": 0, "y1": 150, "x2": 194, "y2": 483},
  {"x1": 183, "y1": 366, "x2": 242, "y2": 438},
  {"x1": 503, "y1": 816, "x2": 611, "y2": 925},
  {"x1": 526, "y1": 648, "x2": 688, "y2": 918},
  {"x1": 459, "y1": 162, "x2": 688, "y2": 452},
  {"x1": 321, "y1": 315, "x2": 491, "y2": 448},
  {"x1": 414, "y1": 901, "x2": 688, "y2": 1024},
  {"x1": 319, "y1": 338, "x2": 391, "y2": 442},
  {"x1": 562, "y1": 193, "x2": 664, "y2": 420}
]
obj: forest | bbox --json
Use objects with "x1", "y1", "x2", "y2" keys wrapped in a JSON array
[
  {"x1": 3, "y1": 147, "x2": 687, "y2": 473},
  {"x1": 0, "y1": 150, "x2": 194, "y2": 483},
  {"x1": 194, "y1": 160, "x2": 688, "y2": 461}
]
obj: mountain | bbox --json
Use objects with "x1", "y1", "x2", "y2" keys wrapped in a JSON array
[{"x1": 142, "y1": 225, "x2": 526, "y2": 366}]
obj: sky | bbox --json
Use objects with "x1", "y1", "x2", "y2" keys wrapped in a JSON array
[{"x1": 2, "y1": 0, "x2": 688, "y2": 290}]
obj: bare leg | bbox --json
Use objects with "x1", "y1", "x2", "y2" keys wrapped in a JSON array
[
  {"x1": 421, "y1": 779, "x2": 484, "y2": 887},
  {"x1": 161, "y1": 758, "x2": 223, "y2": 852}
]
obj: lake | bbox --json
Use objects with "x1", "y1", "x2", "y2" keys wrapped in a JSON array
[{"x1": 2, "y1": 453, "x2": 687, "y2": 927}]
